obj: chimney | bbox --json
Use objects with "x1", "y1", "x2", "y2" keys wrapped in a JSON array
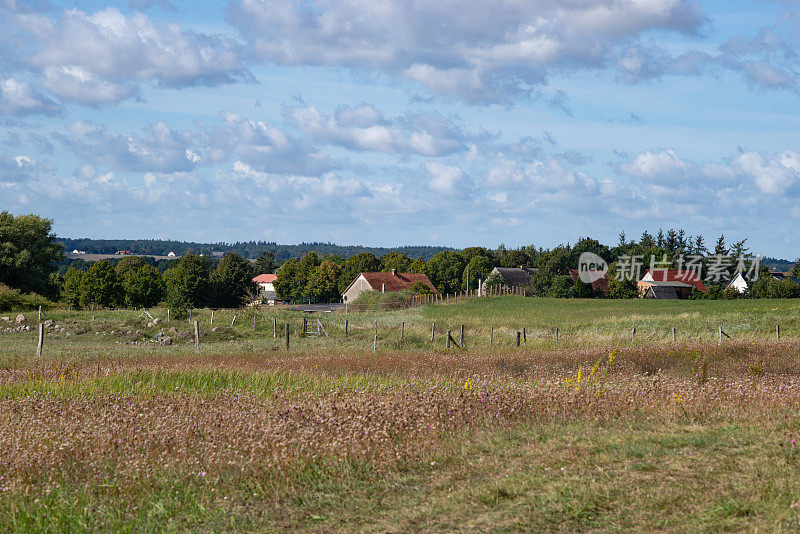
[{"x1": 391, "y1": 268, "x2": 397, "y2": 276}]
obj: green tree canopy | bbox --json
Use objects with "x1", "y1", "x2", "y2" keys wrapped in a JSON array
[
  {"x1": 61, "y1": 268, "x2": 84, "y2": 308},
  {"x1": 462, "y1": 255, "x2": 493, "y2": 290},
  {"x1": 254, "y1": 251, "x2": 276, "y2": 274},
  {"x1": 380, "y1": 251, "x2": 413, "y2": 273},
  {"x1": 210, "y1": 252, "x2": 255, "y2": 308},
  {"x1": 79, "y1": 260, "x2": 122, "y2": 307},
  {"x1": 0, "y1": 211, "x2": 64, "y2": 297},
  {"x1": 425, "y1": 251, "x2": 467, "y2": 294},
  {"x1": 163, "y1": 254, "x2": 211, "y2": 308},
  {"x1": 500, "y1": 250, "x2": 529, "y2": 268},
  {"x1": 123, "y1": 265, "x2": 165, "y2": 308},
  {"x1": 305, "y1": 261, "x2": 342, "y2": 302}
]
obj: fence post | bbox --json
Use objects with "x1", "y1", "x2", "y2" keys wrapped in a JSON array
[
  {"x1": 273, "y1": 317, "x2": 277, "y2": 338},
  {"x1": 231, "y1": 315, "x2": 237, "y2": 327},
  {"x1": 302, "y1": 317, "x2": 307, "y2": 336},
  {"x1": 631, "y1": 327, "x2": 636, "y2": 341},
  {"x1": 431, "y1": 322, "x2": 435, "y2": 342},
  {"x1": 211, "y1": 310, "x2": 214, "y2": 325},
  {"x1": 167, "y1": 309, "x2": 170, "y2": 323},
  {"x1": 345, "y1": 319, "x2": 349, "y2": 337},
  {"x1": 555, "y1": 327, "x2": 559, "y2": 344},
  {"x1": 490, "y1": 327, "x2": 493, "y2": 346},
  {"x1": 401, "y1": 321, "x2": 405, "y2": 341},
  {"x1": 516, "y1": 331, "x2": 521, "y2": 347},
  {"x1": 460, "y1": 325, "x2": 464, "y2": 348},
  {"x1": 294, "y1": 318, "x2": 297, "y2": 336},
  {"x1": 522, "y1": 327, "x2": 526, "y2": 343},
  {"x1": 777, "y1": 325, "x2": 781, "y2": 341},
  {"x1": 36, "y1": 323, "x2": 44, "y2": 357},
  {"x1": 38, "y1": 305, "x2": 42, "y2": 321},
  {"x1": 718, "y1": 325, "x2": 722, "y2": 344},
  {"x1": 285, "y1": 323, "x2": 290, "y2": 351},
  {"x1": 194, "y1": 321, "x2": 199, "y2": 353},
  {"x1": 373, "y1": 322, "x2": 378, "y2": 352},
  {"x1": 446, "y1": 330, "x2": 451, "y2": 349},
  {"x1": 253, "y1": 314, "x2": 256, "y2": 331},
  {"x1": 672, "y1": 326, "x2": 676, "y2": 342}
]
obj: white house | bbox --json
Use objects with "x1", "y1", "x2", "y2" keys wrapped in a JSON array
[
  {"x1": 726, "y1": 273, "x2": 749, "y2": 293},
  {"x1": 252, "y1": 274, "x2": 284, "y2": 305},
  {"x1": 167, "y1": 251, "x2": 176, "y2": 257}
]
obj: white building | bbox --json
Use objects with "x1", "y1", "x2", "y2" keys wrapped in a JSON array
[{"x1": 726, "y1": 273, "x2": 749, "y2": 293}]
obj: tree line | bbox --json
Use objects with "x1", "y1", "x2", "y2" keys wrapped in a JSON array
[{"x1": 4, "y1": 211, "x2": 800, "y2": 308}]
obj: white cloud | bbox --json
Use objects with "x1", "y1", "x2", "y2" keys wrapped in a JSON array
[
  {"x1": 229, "y1": 0, "x2": 706, "y2": 103},
  {"x1": 55, "y1": 120, "x2": 197, "y2": 173},
  {"x1": 4, "y1": 5, "x2": 247, "y2": 106},
  {"x1": 426, "y1": 162, "x2": 466, "y2": 194},
  {"x1": 0, "y1": 77, "x2": 58, "y2": 116},
  {"x1": 732, "y1": 150, "x2": 800, "y2": 195},
  {"x1": 286, "y1": 104, "x2": 481, "y2": 156}
]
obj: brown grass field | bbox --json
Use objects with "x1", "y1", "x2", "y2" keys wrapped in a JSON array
[{"x1": 1, "y1": 297, "x2": 800, "y2": 531}]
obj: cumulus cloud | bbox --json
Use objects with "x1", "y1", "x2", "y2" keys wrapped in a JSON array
[
  {"x1": 54, "y1": 120, "x2": 198, "y2": 173},
  {"x1": 3, "y1": 4, "x2": 248, "y2": 106},
  {"x1": 229, "y1": 0, "x2": 706, "y2": 103},
  {"x1": 213, "y1": 112, "x2": 336, "y2": 175},
  {"x1": 0, "y1": 77, "x2": 59, "y2": 116},
  {"x1": 285, "y1": 103, "x2": 485, "y2": 156}
]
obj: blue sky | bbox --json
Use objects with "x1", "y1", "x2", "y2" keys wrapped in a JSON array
[{"x1": 2, "y1": 0, "x2": 800, "y2": 257}]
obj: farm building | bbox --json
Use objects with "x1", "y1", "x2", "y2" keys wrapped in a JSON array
[
  {"x1": 638, "y1": 269, "x2": 707, "y2": 298},
  {"x1": 252, "y1": 273, "x2": 286, "y2": 305},
  {"x1": 642, "y1": 281, "x2": 693, "y2": 299},
  {"x1": 167, "y1": 251, "x2": 176, "y2": 257},
  {"x1": 727, "y1": 273, "x2": 749, "y2": 293},
  {"x1": 483, "y1": 267, "x2": 538, "y2": 290},
  {"x1": 342, "y1": 270, "x2": 437, "y2": 303}
]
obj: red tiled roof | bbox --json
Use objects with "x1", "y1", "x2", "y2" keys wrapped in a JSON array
[
  {"x1": 252, "y1": 273, "x2": 277, "y2": 283},
  {"x1": 358, "y1": 272, "x2": 437, "y2": 293},
  {"x1": 642, "y1": 269, "x2": 707, "y2": 293}
]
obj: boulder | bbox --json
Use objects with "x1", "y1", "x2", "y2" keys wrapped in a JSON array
[
  {"x1": 15, "y1": 314, "x2": 25, "y2": 324},
  {"x1": 160, "y1": 336, "x2": 172, "y2": 346},
  {"x1": 153, "y1": 318, "x2": 162, "y2": 325},
  {"x1": 0, "y1": 317, "x2": 9, "y2": 321}
]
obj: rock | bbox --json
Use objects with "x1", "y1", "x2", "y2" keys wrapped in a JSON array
[
  {"x1": 160, "y1": 336, "x2": 172, "y2": 346},
  {"x1": 43, "y1": 319, "x2": 53, "y2": 326},
  {"x1": 0, "y1": 317, "x2": 9, "y2": 321},
  {"x1": 146, "y1": 322, "x2": 154, "y2": 328},
  {"x1": 24, "y1": 325, "x2": 30, "y2": 331},
  {"x1": 54, "y1": 324, "x2": 61, "y2": 330},
  {"x1": 153, "y1": 318, "x2": 162, "y2": 325},
  {"x1": 212, "y1": 326, "x2": 220, "y2": 332},
  {"x1": 168, "y1": 327, "x2": 178, "y2": 333},
  {"x1": 15, "y1": 314, "x2": 25, "y2": 324}
]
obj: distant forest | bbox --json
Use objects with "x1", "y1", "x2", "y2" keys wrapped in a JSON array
[{"x1": 57, "y1": 238, "x2": 456, "y2": 262}]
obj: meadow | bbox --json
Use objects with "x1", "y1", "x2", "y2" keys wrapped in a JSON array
[{"x1": 1, "y1": 297, "x2": 800, "y2": 531}]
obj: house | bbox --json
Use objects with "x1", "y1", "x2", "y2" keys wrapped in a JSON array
[
  {"x1": 483, "y1": 267, "x2": 538, "y2": 290},
  {"x1": 568, "y1": 268, "x2": 610, "y2": 295},
  {"x1": 211, "y1": 251, "x2": 225, "y2": 258},
  {"x1": 71, "y1": 249, "x2": 86, "y2": 254},
  {"x1": 115, "y1": 250, "x2": 131, "y2": 255},
  {"x1": 167, "y1": 251, "x2": 177, "y2": 257},
  {"x1": 637, "y1": 269, "x2": 707, "y2": 299},
  {"x1": 727, "y1": 273, "x2": 749, "y2": 293},
  {"x1": 252, "y1": 273, "x2": 286, "y2": 305},
  {"x1": 342, "y1": 270, "x2": 437, "y2": 303},
  {"x1": 642, "y1": 281, "x2": 693, "y2": 299}
]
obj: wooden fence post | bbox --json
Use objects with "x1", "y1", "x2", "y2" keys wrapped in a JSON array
[
  {"x1": 718, "y1": 325, "x2": 722, "y2": 344},
  {"x1": 302, "y1": 317, "x2": 307, "y2": 336},
  {"x1": 373, "y1": 321, "x2": 378, "y2": 352},
  {"x1": 285, "y1": 323, "x2": 290, "y2": 351},
  {"x1": 401, "y1": 321, "x2": 405, "y2": 341},
  {"x1": 194, "y1": 321, "x2": 199, "y2": 353},
  {"x1": 167, "y1": 309, "x2": 170, "y2": 323},
  {"x1": 516, "y1": 331, "x2": 521, "y2": 347},
  {"x1": 253, "y1": 314, "x2": 256, "y2": 331},
  {"x1": 36, "y1": 323, "x2": 44, "y2": 357},
  {"x1": 431, "y1": 322, "x2": 435, "y2": 342},
  {"x1": 446, "y1": 330, "x2": 451, "y2": 349},
  {"x1": 672, "y1": 326, "x2": 676, "y2": 342},
  {"x1": 555, "y1": 327, "x2": 559, "y2": 344},
  {"x1": 211, "y1": 310, "x2": 214, "y2": 325},
  {"x1": 777, "y1": 325, "x2": 781, "y2": 341},
  {"x1": 631, "y1": 327, "x2": 636, "y2": 341},
  {"x1": 294, "y1": 318, "x2": 297, "y2": 336},
  {"x1": 345, "y1": 319, "x2": 349, "y2": 337},
  {"x1": 273, "y1": 317, "x2": 277, "y2": 338},
  {"x1": 38, "y1": 305, "x2": 42, "y2": 321},
  {"x1": 317, "y1": 319, "x2": 328, "y2": 337},
  {"x1": 522, "y1": 327, "x2": 527, "y2": 343},
  {"x1": 490, "y1": 327, "x2": 493, "y2": 346},
  {"x1": 460, "y1": 325, "x2": 464, "y2": 348},
  {"x1": 231, "y1": 315, "x2": 237, "y2": 327}
]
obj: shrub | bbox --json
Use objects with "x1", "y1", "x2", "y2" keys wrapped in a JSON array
[
  {"x1": 0, "y1": 284, "x2": 53, "y2": 312},
  {"x1": 349, "y1": 289, "x2": 415, "y2": 311}
]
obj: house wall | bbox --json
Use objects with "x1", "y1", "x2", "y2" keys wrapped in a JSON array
[{"x1": 343, "y1": 275, "x2": 372, "y2": 303}]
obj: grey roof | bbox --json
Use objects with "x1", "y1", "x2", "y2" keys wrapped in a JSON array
[
  {"x1": 492, "y1": 267, "x2": 537, "y2": 287},
  {"x1": 260, "y1": 290, "x2": 278, "y2": 300},
  {"x1": 647, "y1": 280, "x2": 693, "y2": 288},
  {"x1": 644, "y1": 286, "x2": 678, "y2": 299}
]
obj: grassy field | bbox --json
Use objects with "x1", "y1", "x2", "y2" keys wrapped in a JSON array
[{"x1": 2, "y1": 297, "x2": 800, "y2": 531}]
